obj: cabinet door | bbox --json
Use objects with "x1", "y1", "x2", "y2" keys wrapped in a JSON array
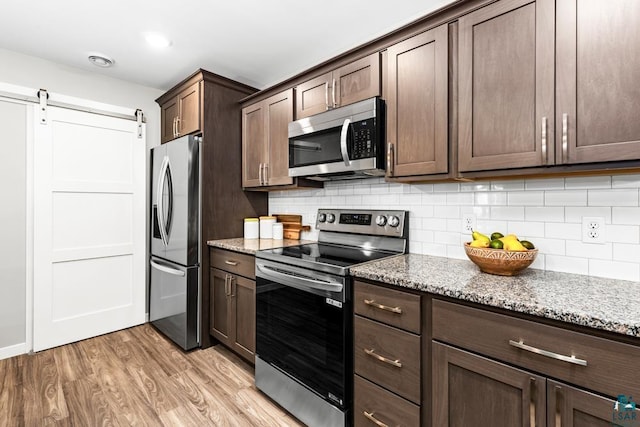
[
  {"x1": 210, "y1": 268, "x2": 231, "y2": 346},
  {"x1": 177, "y1": 81, "x2": 201, "y2": 138},
  {"x1": 386, "y1": 24, "x2": 448, "y2": 177},
  {"x1": 295, "y1": 71, "x2": 332, "y2": 119},
  {"x1": 557, "y1": 0, "x2": 640, "y2": 164},
  {"x1": 432, "y1": 342, "x2": 546, "y2": 427},
  {"x1": 333, "y1": 53, "x2": 380, "y2": 108},
  {"x1": 458, "y1": 0, "x2": 555, "y2": 172},
  {"x1": 161, "y1": 97, "x2": 179, "y2": 144},
  {"x1": 231, "y1": 275, "x2": 255, "y2": 363},
  {"x1": 264, "y1": 89, "x2": 294, "y2": 186},
  {"x1": 242, "y1": 102, "x2": 267, "y2": 188},
  {"x1": 548, "y1": 380, "x2": 639, "y2": 427}
]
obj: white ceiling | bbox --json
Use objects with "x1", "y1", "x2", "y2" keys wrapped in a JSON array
[{"x1": 0, "y1": 0, "x2": 455, "y2": 91}]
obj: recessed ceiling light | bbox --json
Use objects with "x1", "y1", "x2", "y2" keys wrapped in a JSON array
[
  {"x1": 88, "y1": 54, "x2": 114, "y2": 68},
  {"x1": 144, "y1": 32, "x2": 172, "y2": 49}
]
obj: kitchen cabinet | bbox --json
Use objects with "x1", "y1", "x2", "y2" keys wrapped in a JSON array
[
  {"x1": 295, "y1": 53, "x2": 380, "y2": 119},
  {"x1": 156, "y1": 70, "x2": 267, "y2": 349},
  {"x1": 242, "y1": 89, "x2": 293, "y2": 188},
  {"x1": 385, "y1": 23, "x2": 449, "y2": 178},
  {"x1": 353, "y1": 281, "x2": 424, "y2": 426},
  {"x1": 556, "y1": 0, "x2": 640, "y2": 164},
  {"x1": 160, "y1": 80, "x2": 201, "y2": 144},
  {"x1": 431, "y1": 298, "x2": 640, "y2": 426},
  {"x1": 210, "y1": 248, "x2": 256, "y2": 363},
  {"x1": 458, "y1": 0, "x2": 555, "y2": 172}
]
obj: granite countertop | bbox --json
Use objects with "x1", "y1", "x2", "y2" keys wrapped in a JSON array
[
  {"x1": 207, "y1": 238, "x2": 315, "y2": 255},
  {"x1": 351, "y1": 254, "x2": 640, "y2": 338}
]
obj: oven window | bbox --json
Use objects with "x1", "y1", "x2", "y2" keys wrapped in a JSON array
[
  {"x1": 256, "y1": 278, "x2": 351, "y2": 409},
  {"x1": 289, "y1": 126, "x2": 345, "y2": 168}
]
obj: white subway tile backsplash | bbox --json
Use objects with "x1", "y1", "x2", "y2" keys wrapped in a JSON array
[
  {"x1": 490, "y1": 206, "x2": 525, "y2": 221},
  {"x1": 589, "y1": 260, "x2": 640, "y2": 282},
  {"x1": 544, "y1": 190, "x2": 587, "y2": 206},
  {"x1": 525, "y1": 207, "x2": 564, "y2": 222},
  {"x1": 612, "y1": 174, "x2": 640, "y2": 189},
  {"x1": 269, "y1": 173, "x2": 640, "y2": 282},
  {"x1": 565, "y1": 176, "x2": 611, "y2": 189},
  {"x1": 588, "y1": 189, "x2": 638, "y2": 207},
  {"x1": 508, "y1": 191, "x2": 544, "y2": 206},
  {"x1": 612, "y1": 207, "x2": 640, "y2": 225}
]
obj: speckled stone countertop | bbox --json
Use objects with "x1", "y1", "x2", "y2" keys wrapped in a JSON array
[
  {"x1": 351, "y1": 254, "x2": 640, "y2": 338},
  {"x1": 207, "y1": 238, "x2": 315, "y2": 255}
]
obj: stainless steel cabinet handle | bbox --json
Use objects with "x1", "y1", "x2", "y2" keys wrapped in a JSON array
[
  {"x1": 332, "y1": 77, "x2": 337, "y2": 108},
  {"x1": 150, "y1": 259, "x2": 185, "y2": 277},
  {"x1": 364, "y1": 299, "x2": 402, "y2": 314},
  {"x1": 554, "y1": 385, "x2": 563, "y2": 427},
  {"x1": 562, "y1": 113, "x2": 568, "y2": 163},
  {"x1": 171, "y1": 117, "x2": 175, "y2": 138},
  {"x1": 264, "y1": 163, "x2": 269, "y2": 185},
  {"x1": 224, "y1": 274, "x2": 231, "y2": 296},
  {"x1": 364, "y1": 348, "x2": 402, "y2": 368},
  {"x1": 224, "y1": 260, "x2": 238, "y2": 266},
  {"x1": 363, "y1": 411, "x2": 388, "y2": 427},
  {"x1": 387, "y1": 143, "x2": 394, "y2": 176},
  {"x1": 340, "y1": 118, "x2": 351, "y2": 166},
  {"x1": 175, "y1": 117, "x2": 181, "y2": 137},
  {"x1": 508, "y1": 340, "x2": 587, "y2": 366},
  {"x1": 258, "y1": 163, "x2": 263, "y2": 186},
  {"x1": 229, "y1": 276, "x2": 235, "y2": 298},
  {"x1": 324, "y1": 81, "x2": 329, "y2": 110},
  {"x1": 529, "y1": 377, "x2": 537, "y2": 427},
  {"x1": 541, "y1": 117, "x2": 548, "y2": 165}
]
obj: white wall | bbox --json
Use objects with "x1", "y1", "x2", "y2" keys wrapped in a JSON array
[
  {"x1": 269, "y1": 175, "x2": 640, "y2": 282},
  {"x1": 0, "y1": 48, "x2": 164, "y2": 358}
]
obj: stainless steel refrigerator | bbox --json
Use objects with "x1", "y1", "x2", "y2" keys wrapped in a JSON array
[{"x1": 150, "y1": 135, "x2": 200, "y2": 350}]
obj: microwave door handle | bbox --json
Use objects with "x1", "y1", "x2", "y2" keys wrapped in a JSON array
[{"x1": 340, "y1": 118, "x2": 351, "y2": 166}]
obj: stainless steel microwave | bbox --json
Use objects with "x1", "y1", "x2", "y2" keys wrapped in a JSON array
[{"x1": 288, "y1": 97, "x2": 385, "y2": 181}]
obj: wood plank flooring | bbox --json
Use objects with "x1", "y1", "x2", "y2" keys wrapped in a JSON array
[{"x1": 0, "y1": 324, "x2": 305, "y2": 426}]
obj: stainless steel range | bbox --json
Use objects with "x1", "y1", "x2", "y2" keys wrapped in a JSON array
[{"x1": 254, "y1": 209, "x2": 408, "y2": 427}]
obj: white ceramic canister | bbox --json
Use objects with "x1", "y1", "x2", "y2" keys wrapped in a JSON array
[
  {"x1": 272, "y1": 222, "x2": 284, "y2": 240},
  {"x1": 259, "y1": 216, "x2": 276, "y2": 239},
  {"x1": 244, "y1": 218, "x2": 259, "y2": 239}
]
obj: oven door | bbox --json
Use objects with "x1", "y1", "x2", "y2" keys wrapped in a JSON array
[{"x1": 255, "y1": 259, "x2": 351, "y2": 410}]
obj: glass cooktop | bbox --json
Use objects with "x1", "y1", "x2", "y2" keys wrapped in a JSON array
[{"x1": 259, "y1": 243, "x2": 397, "y2": 269}]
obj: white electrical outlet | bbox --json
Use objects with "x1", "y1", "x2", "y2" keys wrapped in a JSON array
[
  {"x1": 462, "y1": 213, "x2": 476, "y2": 234},
  {"x1": 582, "y1": 216, "x2": 605, "y2": 244}
]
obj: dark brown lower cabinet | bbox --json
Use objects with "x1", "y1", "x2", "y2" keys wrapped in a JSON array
[
  {"x1": 432, "y1": 342, "x2": 546, "y2": 427},
  {"x1": 209, "y1": 266, "x2": 255, "y2": 363},
  {"x1": 354, "y1": 375, "x2": 420, "y2": 427},
  {"x1": 432, "y1": 341, "x2": 640, "y2": 427}
]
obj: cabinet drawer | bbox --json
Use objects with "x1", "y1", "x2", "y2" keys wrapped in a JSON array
[
  {"x1": 432, "y1": 299, "x2": 640, "y2": 398},
  {"x1": 354, "y1": 316, "x2": 421, "y2": 404},
  {"x1": 354, "y1": 281, "x2": 421, "y2": 334},
  {"x1": 210, "y1": 248, "x2": 255, "y2": 279},
  {"x1": 354, "y1": 375, "x2": 420, "y2": 427}
]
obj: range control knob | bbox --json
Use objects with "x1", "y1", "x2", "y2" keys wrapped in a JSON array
[
  {"x1": 318, "y1": 213, "x2": 327, "y2": 223},
  {"x1": 375, "y1": 215, "x2": 387, "y2": 226},
  {"x1": 388, "y1": 215, "x2": 400, "y2": 228},
  {"x1": 326, "y1": 213, "x2": 336, "y2": 223}
]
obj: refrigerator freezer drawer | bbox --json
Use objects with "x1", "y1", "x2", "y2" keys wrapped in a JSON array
[{"x1": 149, "y1": 257, "x2": 199, "y2": 350}]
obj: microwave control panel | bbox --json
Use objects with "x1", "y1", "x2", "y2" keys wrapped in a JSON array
[{"x1": 351, "y1": 119, "x2": 376, "y2": 159}]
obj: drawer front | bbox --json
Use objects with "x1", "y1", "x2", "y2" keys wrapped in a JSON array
[
  {"x1": 354, "y1": 280, "x2": 421, "y2": 334},
  {"x1": 432, "y1": 299, "x2": 640, "y2": 398},
  {"x1": 354, "y1": 375, "x2": 420, "y2": 427},
  {"x1": 354, "y1": 316, "x2": 421, "y2": 404},
  {"x1": 210, "y1": 248, "x2": 255, "y2": 280}
]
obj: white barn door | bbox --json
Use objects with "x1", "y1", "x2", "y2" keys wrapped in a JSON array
[{"x1": 33, "y1": 105, "x2": 145, "y2": 351}]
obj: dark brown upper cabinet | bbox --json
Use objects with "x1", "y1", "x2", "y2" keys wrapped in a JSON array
[
  {"x1": 556, "y1": 0, "x2": 640, "y2": 164},
  {"x1": 458, "y1": 0, "x2": 555, "y2": 172},
  {"x1": 295, "y1": 53, "x2": 381, "y2": 120},
  {"x1": 242, "y1": 89, "x2": 294, "y2": 188},
  {"x1": 385, "y1": 24, "x2": 449, "y2": 178},
  {"x1": 159, "y1": 80, "x2": 201, "y2": 144}
]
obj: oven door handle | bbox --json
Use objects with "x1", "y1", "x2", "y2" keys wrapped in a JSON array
[
  {"x1": 256, "y1": 263, "x2": 344, "y2": 293},
  {"x1": 340, "y1": 118, "x2": 352, "y2": 166}
]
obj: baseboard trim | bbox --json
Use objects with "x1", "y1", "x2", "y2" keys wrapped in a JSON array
[{"x1": 0, "y1": 342, "x2": 27, "y2": 360}]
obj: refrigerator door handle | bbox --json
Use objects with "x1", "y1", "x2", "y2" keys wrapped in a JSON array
[
  {"x1": 165, "y1": 159, "x2": 174, "y2": 242},
  {"x1": 156, "y1": 156, "x2": 169, "y2": 246},
  {"x1": 150, "y1": 259, "x2": 186, "y2": 277}
]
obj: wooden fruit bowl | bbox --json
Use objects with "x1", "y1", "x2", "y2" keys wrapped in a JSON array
[{"x1": 464, "y1": 242, "x2": 538, "y2": 276}]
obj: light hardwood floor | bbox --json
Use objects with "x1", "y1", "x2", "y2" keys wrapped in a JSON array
[{"x1": 0, "y1": 324, "x2": 305, "y2": 426}]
